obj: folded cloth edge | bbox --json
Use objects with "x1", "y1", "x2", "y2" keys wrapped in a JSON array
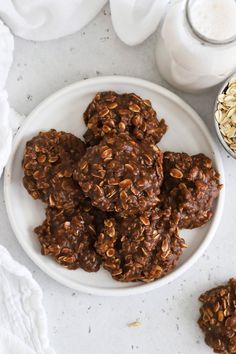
[{"x1": 0, "y1": 246, "x2": 55, "y2": 354}]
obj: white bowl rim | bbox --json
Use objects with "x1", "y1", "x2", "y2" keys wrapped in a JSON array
[
  {"x1": 4, "y1": 75, "x2": 225, "y2": 296},
  {"x1": 214, "y1": 73, "x2": 236, "y2": 159}
]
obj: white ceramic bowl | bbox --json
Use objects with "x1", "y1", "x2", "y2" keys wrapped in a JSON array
[
  {"x1": 214, "y1": 74, "x2": 236, "y2": 159},
  {"x1": 4, "y1": 76, "x2": 225, "y2": 296}
]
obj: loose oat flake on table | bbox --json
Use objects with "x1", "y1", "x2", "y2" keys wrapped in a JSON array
[
  {"x1": 22, "y1": 91, "x2": 222, "y2": 283},
  {"x1": 198, "y1": 279, "x2": 236, "y2": 354},
  {"x1": 215, "y1": 76, "x2": 236, "y2": 152}
]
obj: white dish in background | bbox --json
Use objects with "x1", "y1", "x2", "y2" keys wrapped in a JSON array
[
  {"x1": 214, "y1": 73, "x2": 236, "y2": 159},
  {"x1": 4, "y1": 76, "x2": 225, "y2": 296}
]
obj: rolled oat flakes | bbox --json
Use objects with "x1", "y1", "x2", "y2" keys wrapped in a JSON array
[{"x1": 215, "y1": 76, "x2": 236, "y2": 153}]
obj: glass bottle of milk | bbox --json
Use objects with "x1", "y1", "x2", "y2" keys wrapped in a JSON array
[{"x1": 156, "y1": 0, "x2": 236, "y2": 92}]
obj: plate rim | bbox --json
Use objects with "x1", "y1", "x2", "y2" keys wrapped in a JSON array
[{"x1": 4, "y1": 75, "x2": 225, "y2": 296}]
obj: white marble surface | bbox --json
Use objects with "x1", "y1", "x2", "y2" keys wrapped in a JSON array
[{"x1": 2, "y1": 4, "x2": 235, "y2": 354}]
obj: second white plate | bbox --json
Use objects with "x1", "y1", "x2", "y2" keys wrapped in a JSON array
[{"x1": 4, "y1": 76, "x2": 225, "y2": 296}]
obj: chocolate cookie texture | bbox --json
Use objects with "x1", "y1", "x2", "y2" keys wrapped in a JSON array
[
  {"x1": 198, "y1": 279, "x2": 236, "y2": 354},
  {"x1": 35, "y1": 206, "x2": 101, "y2": 272},
  {"x1": 23, "y1": 129, "x2": 86, "y2": 209},
  {"x1": 162, "y1": 152, "x2": 222, "y2": 229},
  {"x1": 74, "y1": 134, "x2": 163, "y2": 216},
  {"x1": 83, "y1": 91, "x2": 167, "y2": 146},
  {"x1": 95, "y1": 208, "x2": 186, "y2": 282}
]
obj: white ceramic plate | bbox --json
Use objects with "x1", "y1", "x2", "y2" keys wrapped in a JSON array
[{"x1": 4, "y1": 76, "x2": 225, "y2": 296}]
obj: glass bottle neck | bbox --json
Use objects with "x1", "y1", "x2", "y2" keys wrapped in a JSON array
[{"x1": 185, "y1": 0, "x2": 236, "y2": 45}]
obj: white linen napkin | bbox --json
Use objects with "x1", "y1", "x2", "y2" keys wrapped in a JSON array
[
  {"x1": 0, "y1": 20, "x2": 54, "y2": 354},
  {"x1": 0, "y1": 246, "x2": 55, "y2": 354},
  {"x1": 110, "y1": 0, "x2": 168, "y2": 45},
  {"x1": 0, "y1": 0, "x2": 108, "y2": 41},
  {"x1": 0, "y1": 18, "x2": 25, "y2": 178},
  {"x1": 0, "y1": 0, "x2": 167, "y2": 45},
  {"x1": 0, "y1": 19, "x2": 14, "y2": 178},
  {"x1": 0, "y1": 91, "x2": 12, "y2": 178}
]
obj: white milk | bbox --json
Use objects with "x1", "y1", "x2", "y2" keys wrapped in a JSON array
[
  {"x1": 155, "y1": 0, "x2": 236, "y2": 92},
  {"x1": 190, "y1": 0, "x2": 236, "y2": 42}
]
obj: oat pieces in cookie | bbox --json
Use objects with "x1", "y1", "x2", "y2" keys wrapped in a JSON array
[
  {"x1": 34, "y1": 206, "x2": 101, "y2": 272},
  {"x1": 198, "y1": 279, "x2": 236, "y2": 354},
  {"x1": 23, "y1": 129, "x2": 86, "y2": 209},
  {"x1": 81, "y1": 197, "x2": 108, "y2": 235},
  {"x1": 74, "y1": 134, "x2": 163, "y2": 216},
  {"x1": 83, "y1": 91, "x2": 167, "y2": 146},
  {"x1": 161, "y1": 152, "x2": 222, "y2": 229},
  {"x1": 95, "y1": 208, "x2": 186, "y2": 282}
]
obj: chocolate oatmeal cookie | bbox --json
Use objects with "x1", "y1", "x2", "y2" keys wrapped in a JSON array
[
  {"x1": 80, "y1": 197, "x2": 108, "y2": 235},
  {"x1": 83, "y1": 91, "x2": 167, "y2": 146},
  {"x1": 198, "y1": 279, "x2": 236, "y2": 354},
  {"x1": 23, "y1": 129, "x2": 86, "y2": 209},
  {"x1": 35, "y1": 206, "x2": 101, "y2": 272},
  {"x1": 95, "y1": 208, "x2": 186, "y2": 282},
  {"x1": 161, "y1": 152, "x2": 222, "y2": 229},
  {"x1": 74, "y1": 134, "x2": 163, "y2": 216}
]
